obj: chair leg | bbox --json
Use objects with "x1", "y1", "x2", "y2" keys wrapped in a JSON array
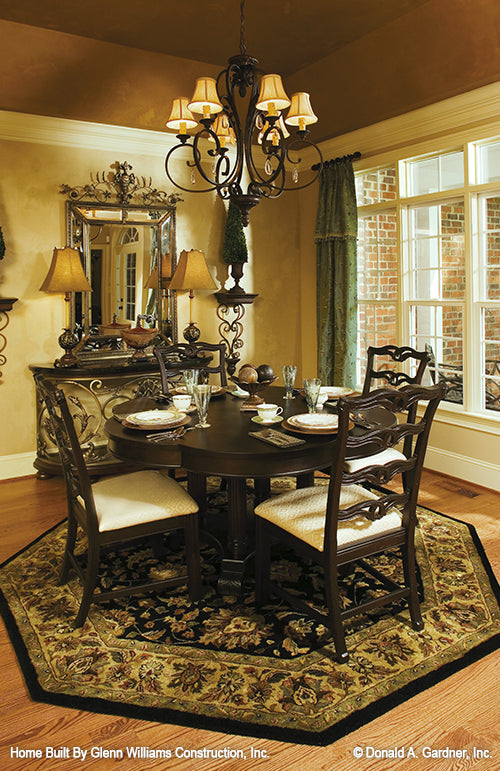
[
  {"x1": 325, "y1": 565, "x2": 349, "y2": 663},
  {"x1": 402, "y1": 541, "x2": 424, "y2": 631},
  {"x1": 59, "y1": 513, "x2": 78, "y2": 585},
  {"x1": 73, "y1": 545, "x2": 100, "y2": 628},
  {"x1": 255, "y1": 518, "x2": 270, "y2": 603},
  {"x1": 184, "y1": 516, "x2": 202, "y2": 602}
]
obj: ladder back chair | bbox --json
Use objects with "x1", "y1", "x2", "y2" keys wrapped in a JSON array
[
  {"x1": 362, "y1": 345, "x2": 431, "y2": 396},
  {"x1": 35, "y1": 375, "x2": 202, "y2": 628},
  {"x1": 154, "y1": 341, "x2": 228, "y2": 397},
  {"x1": 255, "y1": 382, "x2": 446, "y2": 663}
]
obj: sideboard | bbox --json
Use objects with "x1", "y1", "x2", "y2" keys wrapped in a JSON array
[{"x1": 30, "y1": 359, "x2": 163, "y2": 478}]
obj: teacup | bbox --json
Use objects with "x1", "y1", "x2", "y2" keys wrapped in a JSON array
[
  {"x1": 257, "y1": 403, "x2": 283, "y2": 423},
  {"x1": 172, "y1": 394, "x2": 192, "y2": 412}
]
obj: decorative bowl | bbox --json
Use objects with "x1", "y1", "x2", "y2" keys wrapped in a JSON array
[
  {"x1": 121, "y1": 325, "x2": 158, "y2": 361},
  {"x1": 229, "y1": 375, "x2": 278, "y2": 408}
]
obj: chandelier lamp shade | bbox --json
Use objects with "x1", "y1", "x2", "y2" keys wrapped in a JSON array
[{"x1": 164, "y1": 0, "x2": 322, "y2": 226}]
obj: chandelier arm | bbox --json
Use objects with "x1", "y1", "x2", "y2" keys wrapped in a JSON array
[
  {"x1": 164, "y1": 143, "x2": 217, "y2": 195},
  {"x1": 276, "y1": 140, "x2": 324, "y2": 193}
]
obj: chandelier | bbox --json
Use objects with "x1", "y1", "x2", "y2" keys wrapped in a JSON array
[{"x1": 164, "y1": 0, "x2": 323, "y2": 225}]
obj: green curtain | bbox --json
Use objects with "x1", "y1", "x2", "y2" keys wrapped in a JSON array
[{"x1": 315, "y1": 159, "x2": 358, "y2": 387}]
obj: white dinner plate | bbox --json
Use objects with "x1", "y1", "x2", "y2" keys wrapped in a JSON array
[
  {"x1": 173, "y1": 385, "x2": 225, "y2": 396},
  {"x1": 127, "y1": 410, "x2": 180, "y2": 426},
  {"x1": 290, "y1": 413, "x2": 339, "y2": 429},
  {"x1": 321, "y1": 386, "x2": 355, "y2": 399}
]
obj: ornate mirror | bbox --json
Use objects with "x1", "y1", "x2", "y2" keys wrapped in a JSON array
[{"x1": 61, "y1": 162, "x2": 182, "y2": 357}]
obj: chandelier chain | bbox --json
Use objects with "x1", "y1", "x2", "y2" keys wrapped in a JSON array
[{"x1": 239, "y1": 0, "x2": 247, "y2": 55}]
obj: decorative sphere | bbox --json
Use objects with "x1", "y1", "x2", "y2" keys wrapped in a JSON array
[
  {"x1": 256, "y1": 364, "x2": 274, "y2": 382},
  {"x1": 238, "y1": 364, "x2": 259, "y2": 383}
]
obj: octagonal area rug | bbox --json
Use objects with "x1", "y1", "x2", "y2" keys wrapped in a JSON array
[{"x1": 1, "y1": 480, "x2": 499, "y2": 746}]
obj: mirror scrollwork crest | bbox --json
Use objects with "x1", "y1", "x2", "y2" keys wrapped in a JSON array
[{"x1": 61, "y1": 161, "x2": 182, "y2": 360}]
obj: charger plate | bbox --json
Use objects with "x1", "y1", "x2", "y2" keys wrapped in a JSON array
[
  {"x1": 122, "y1": 414, "x2": 190, "y2": 431},
  {"x1": 172, "y1": 385, "x2": 226, "y2": 397},
  {"x1": 283, "y1": 413, "x2": 341, "y2": 434}
]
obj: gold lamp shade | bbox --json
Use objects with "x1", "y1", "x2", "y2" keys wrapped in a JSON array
[
  {"x1": 169, "y1": 249, "x2": 217, "y2": 292},
  {"x1": 256, "y1": 74, "x2": 291, "y2": 115},
  {"x1": 144, "y1": 253, "x2": 172, "y2": 290},
  {"x1": 188, "y1": 77, "x2": 223, "y2": 117},
  {"x1": 285, "y1": 92, "x2": 318, "y2": 129},
  {"x1": 40, "y1": 246, "x2": 91, "y2": 368},
  {"x1": 166, "y1": 98, "x2": 197, "y2": 134},
  {"x1": 40, "y1": 247, "x2": 91, "y2": 297},
  {"x1": 169, "y1": 249, "x2": 217, "y2": 342},
  {"x1": 208, "y1": 114, "x2": 236, "y2": 148}
]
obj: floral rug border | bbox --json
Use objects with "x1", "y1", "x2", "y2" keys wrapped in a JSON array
[{"x1": 1, "y1": 507, "x2": 499, "y2": 747}]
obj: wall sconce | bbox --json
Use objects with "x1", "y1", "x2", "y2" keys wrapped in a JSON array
[
  {"x1": 40, "y1": 246, "x2": 92, "y2": 367},
  {"x1": 169, "y1": 249, "x2": 217, "y2": 342}
]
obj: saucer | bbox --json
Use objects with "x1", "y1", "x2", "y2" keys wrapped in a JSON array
[{"x1": 251, "y1": 415, "x2": 283, "y2": 425}]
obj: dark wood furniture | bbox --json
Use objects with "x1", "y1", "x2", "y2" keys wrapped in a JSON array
[
  {"x1": 254, "y1": 383, "x2": 446, "y2": 662},
  {"x1": 362, "y1": 344, "x2": 431, "y2": 395},
  {"x1": 105, "y1": 386, "x2": 359, "y2": 594},
  {"x1": 35, "y1": 375, "x2": 202, "y2": 628},
  {"x1": 153, "y1": 341, "x2": 228, "y2": 394}
]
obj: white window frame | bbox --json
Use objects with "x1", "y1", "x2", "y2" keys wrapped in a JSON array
[{"x1": 355, "y1": 136, "x2": 500, "y2": 428}]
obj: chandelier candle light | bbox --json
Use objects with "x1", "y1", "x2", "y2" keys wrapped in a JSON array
[{"x1": 165, "y1": 0, "x2": 322, "y2": 226}]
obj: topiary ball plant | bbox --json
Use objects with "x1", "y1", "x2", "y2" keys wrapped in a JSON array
[{"x1": 222, "y1": 202, "x2": 248, "y2": 265}]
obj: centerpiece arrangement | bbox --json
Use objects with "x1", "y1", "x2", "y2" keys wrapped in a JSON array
[{"x1": 230, "y1": 362, "x2": 277, "y2": 409}]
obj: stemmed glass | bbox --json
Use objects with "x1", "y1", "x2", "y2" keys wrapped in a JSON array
[
  {"x1": 282, "y1": 364, "x2": 297, "y2": 399},
  {"x1": 193, "y1": 384, "x2": 212, "y2": 428},
  {"x1": 182, "y1": 369, "x2": 199, "y2": 405},
  {"x1": 303, "y1": 378, "x2": 321, "y2": 413}
]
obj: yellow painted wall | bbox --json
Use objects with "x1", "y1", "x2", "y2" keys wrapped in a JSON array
[{"x1": 0, "y1": 114, "x2": 311, "y2": 476}]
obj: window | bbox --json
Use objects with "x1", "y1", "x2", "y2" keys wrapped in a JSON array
[{"x1": 356, "y1": 138, "x2": 500, "y2": 416}]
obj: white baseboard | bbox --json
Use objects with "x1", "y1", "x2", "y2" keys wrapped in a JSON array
[
  {"x1": 0, "y1": 452, "x2": 37, "y2": 481},
  {"x1": 425, "y1": 446, "x2": 500, "y2": 492}
]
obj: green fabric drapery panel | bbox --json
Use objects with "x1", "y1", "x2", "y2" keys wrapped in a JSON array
[{"x1": 315, "y1": 158, "x2": 358, "y2": 387}]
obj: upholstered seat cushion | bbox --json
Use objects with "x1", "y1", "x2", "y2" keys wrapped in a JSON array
[
  {"x1": 78, "y1": 470, "x2": 199, "y2": 532},
  {"x1": 344, "y1": 447, "x2": 406, "y2": 473},
  {"x1": 255, "y1": 483, "x2": 402, "y2": 552}
]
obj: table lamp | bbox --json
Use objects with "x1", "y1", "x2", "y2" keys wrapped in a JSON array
[
  {"x1": 40, "y1": 246, "x2": 92, "y2": 367},
  {"x1": 169, "y1": 249, "x2": 217, "y2": 341}
]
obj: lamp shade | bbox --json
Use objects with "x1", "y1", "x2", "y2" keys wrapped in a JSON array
[
  {"x1": 166, "y1": 98, "x2": 197, "y2": 133},
  {"x1": 188, "y1": 78, "x2": 223, "y2": 116},
  {"x1": 169, "y1": 250, "x2": 217, "y2": 292},
  {"x1": 256, "y1": 74, "x2": 291, "y2": 114},
  {"x1": 285, "y1": 92, "x2": 318, "y2": 127},
  {"x1": 40, "y1": 247, "x2": 92, "y2": 294},
  {"x1": 208, "y1": 114, "x2": 236, "y2": 147},
  {"x1": 144, "y1": 253, "x2": 172, "y2": 289}
]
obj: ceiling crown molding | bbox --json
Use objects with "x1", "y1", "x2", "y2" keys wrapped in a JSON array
[
  {"x1": 0, "y1": 110, "x2": 183, "y2": 157},
  {"x1": 319, "y1": 82, "x2": 500, "y2": 165}
]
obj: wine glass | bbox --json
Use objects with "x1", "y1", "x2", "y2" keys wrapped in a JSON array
[
  {"x1": 282, "y1": 364, "x2": 297, "y2": 399},
  {"x1": 303, "y1": 377, "x2": 321, "y2": 413},
  {"x1": 193, "y1": 384, "x2": 211, "y2": 428},
  {"x1": 183, "y1": 369, "x2": 199, "y2": 405}
]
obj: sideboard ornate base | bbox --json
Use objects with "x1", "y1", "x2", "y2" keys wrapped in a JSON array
[{"x1": 30, "y1": 360, "x2": 162, "y2": 478}]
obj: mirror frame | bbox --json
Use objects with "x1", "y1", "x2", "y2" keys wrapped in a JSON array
[{"x1": 60, "y1": 161, "x2": 182, "y2": 356}]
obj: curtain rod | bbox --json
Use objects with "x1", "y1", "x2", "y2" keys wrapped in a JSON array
[{"x1": 312, "y1": 151, "x2": 361, "y2": 171}]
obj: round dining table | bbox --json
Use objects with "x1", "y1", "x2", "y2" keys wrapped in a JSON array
[{"x1": 105, "y1": 385, "x2": 352, "y2": 594}]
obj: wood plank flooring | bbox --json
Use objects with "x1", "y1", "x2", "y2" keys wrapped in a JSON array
[{"x1": 0, "y1": 471, "x2": 499, "y2": 770}]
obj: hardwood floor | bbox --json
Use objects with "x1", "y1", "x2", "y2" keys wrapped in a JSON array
[{"x1": 1, "y1": 471, "x2": 499, "y2": 770}]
